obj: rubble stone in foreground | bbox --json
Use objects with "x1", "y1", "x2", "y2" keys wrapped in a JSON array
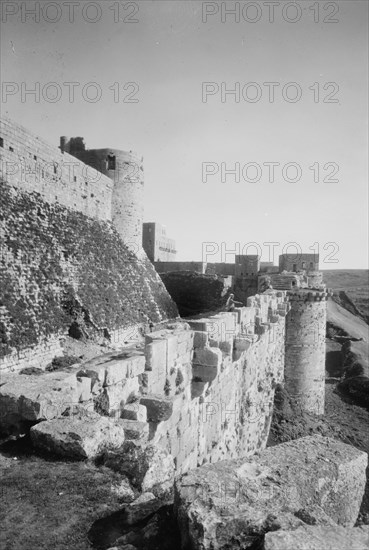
[
  {"x1": 174, "y1": 435, "x2": 368, "y2": 550},
  {"x1": 264, "y1": 524, "x2": 369, "y2": 550},
  {"x1": 30, "y1": 413, "x2": 125, "y2": 459}
]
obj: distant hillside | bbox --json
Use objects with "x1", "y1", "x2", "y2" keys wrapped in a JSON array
[{"x1": 323, "y1": 270, "x2": 369, "y2": 322}]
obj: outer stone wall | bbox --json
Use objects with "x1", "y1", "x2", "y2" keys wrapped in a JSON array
[
  {"x1": 142, "y1": 291, "x2": 289, "y2": 472},
  {"x1": 285, "y1": 289, "x2": 328, "y2": 414}
]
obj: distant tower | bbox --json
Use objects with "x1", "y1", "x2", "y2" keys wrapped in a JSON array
[
  {"x1": 284, "y1": 289, "x2": 329, "y2": 414},
  {"x1": 62, "y1": 140, "x2": 144, "y2": 254}
]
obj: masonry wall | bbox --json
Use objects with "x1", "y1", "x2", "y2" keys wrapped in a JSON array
[
  {"x1": 285, "y1": 289, "x2": 328, "y2": 414},
  {"x1": 73, "y1": 148, "x2": 144, "y2": 251},
  {"x1": 150, "y1": 294, "x2": 288, "y2": 473},
  {"x1": 0, "y1": 117, "x2": 113, "y2": 221},
  {"x1": 279, "y1": 253, "x2": 319, "y2": 273},
  {"x1": 100, "y1": 291, "x2": 289, "y2": 473},
  {"x1": 155, "y1": 261, "x2": 207, "y2": 274},
  {"x1": 142, "y1": 222, "x2": 177, "y2": 262},
  {"x1": 0, "y1": 291, "x2": 292, "y2": 476},
  {"x1": 15, "y1": 290, "x2": 288, "y2": 473},
  {"x1": 205, "y1": 263, "x2": 236, "y2": 276},
  {"x1": 0, "y1": 182, "x2": 178, "y2": 372}
]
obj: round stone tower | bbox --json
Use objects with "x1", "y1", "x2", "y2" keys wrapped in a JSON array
[
  {"x1": 68, "y1": 146, "x2": 144, "y2": 255},
  {"x1": 284, "y1": 289, "x2": 329, "y2": 415}
]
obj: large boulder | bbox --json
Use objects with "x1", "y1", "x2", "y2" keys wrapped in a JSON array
[
  {"x1": 30, "y1": 412, "x2": 126, "y2": 459},
  {"x1": 103, "y1": 441, "x2": 175, "y2": 496},
  {"x1": 264, "y1": 524, "x2": 369, "y2": 550},
  {"x1": 174, "y1": 436, "x2": 368, "y2": 550},
  {"x1": 0, "y1": 371, "x2": 79, "y2": 434}
]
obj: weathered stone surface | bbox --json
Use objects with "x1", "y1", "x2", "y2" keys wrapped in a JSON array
[
  {"x1": 104, "y1": 441, "x2": 175, "y2": 495},
  {"x1": 264, "y1": 524, "x2": 369, "y2": 550},
  {"x1": 121, "y1": 403, "x2": 147, "y2": 422},
  {"x1": 0, "y1": 372, "x2": 78, "y2": 433},
  {"x1": 96, "y1": 378, "x2": 139, "y2": 415},
  {"x1": 123, "y1": 492, "x2": 161, "y2": 524},
  {"x1": 145, "y1": 340, "x2": 167, "y2": 372},
  {"x1": 30, "y1": 413, "x2": 125, "y2": 459},
  {"x1": 110, "y1": 477, "x2": 135, "y2": 503},
  {"x1": 120, "y1": 420, "x2": 149, "y2": 441},
  {"x1": 192, "y1": 347, "x2": 222, "y2": 383},
  {"x1": 140, "y1": 395, "x2": 173, "y2": 422},
  {"x1": 175, "y1": 436, "x2": 368, "y2": 550},
  {"x1": 76, "y1": 375, "x2": 92, "y2": 402},
  {"x1": 78, "y1": 351, "x2": 145, "y2": 387},
  {"x1": 193, "y1": 331, "x2": 209, "y2": 349}
]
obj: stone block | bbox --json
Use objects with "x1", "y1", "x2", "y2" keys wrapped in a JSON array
[
  {"x1": 192, "y1": 364, "x2": 218, "y2": 384},
  {"x1": 98, "y1": 377, "x2": 139, "y2": 415},
  {"x1": 192, "y1": 347, "x2": 222, "y2": 383},
  {"x1": 177, "y1": 339, "x2": 191, "y2": 357},
  {"x1": 76, "y1": 363, "x2": 104, "y2": 396},
  {"x1": 145, "y1": 340, "x2": 167, "y2": 372},
  {"x1": 76, "y1": 375, "x2": 92, "y2": 402},
  {"x1": 121, "y1": 402, "x2": 147, "y2": 422},
  {"x1": 187, "y1": 320, "x2": 212, "y2": 333},
  {"x1": 175, "y1": 436, "x2": 368, "y2": 550},
  {"x1": 104, "y1": 354, "x2": 145, "y2": 386},
  {"x1": 140, "y1": 370, "x2": 166, "y2": 395},
  {"x1": 120, "y1": 419, "x2": 149, "y2": 441},
  {"x1": 0, "y1": 371, "x2": 79, "y2": 433},
  {"x1": 140, "y1": 395, "x2": 174, "y2": 422},
  {"x1": 264, "y1": 525, "x2": 369, "y2": 550},
  {"x1": 145, "y1": 330, "x2": 171, "y2": 344},
  {"x1": 175, "y1": 329, "x2": 194, "y2": 345},
  {"x1": 129, "y1": 355, "x2": 145, "y2": 377},
  {"x1": 193, "y1": 331, "x2": 209, "y2": 349},
  {"x1": 123, "y1": 492, "x2": 160, "y2": 525},
  {"x1": 166, "y1": 334, "x2": 178, "y2": 368},
  {"x1": 78, "y1": 352, "x2": 145, "y2": 387},
  {"x1": 234, "y1": 337, "x2": 253, "y2": 353},
  {"x1": 176, "y1": 351, "x2": 193, "y2": 367},
  {"x1": 104, "y1": 440, "x2": 175, "y2": 495},
  {"x1": 193, "y1": 347, "x2": 222, "y2": 367},
  {"x1": 30, "y1": 413, "x2": 125, "y2": 459}
]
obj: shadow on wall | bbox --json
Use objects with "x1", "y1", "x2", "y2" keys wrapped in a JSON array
[{"x1": 158, "y1": 271, "x2": 232, "y2": 317}]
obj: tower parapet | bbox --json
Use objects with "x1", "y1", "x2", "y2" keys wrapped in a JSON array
[
  {"x1": 61, "y1": 139, "x2": 144, "y2": 254},
  {"x1": 284, "y1": 288, "x2": 330, "y2": 414}
]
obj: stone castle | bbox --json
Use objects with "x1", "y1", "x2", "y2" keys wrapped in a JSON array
[
  {"x1": 1, "y1": 117, "x2": 367, "y2": 550},
  {"x1": 0, "y1": 116, "x2": 328, "y2": 469}
]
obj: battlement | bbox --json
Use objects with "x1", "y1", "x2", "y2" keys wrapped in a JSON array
[{"x1": 287, "y1": 288, "x2": 332, "y2": 302}]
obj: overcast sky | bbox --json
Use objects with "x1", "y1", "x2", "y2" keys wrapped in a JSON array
[{"x1": 1, "y1": 1, "x2": 368, "y2": 268}]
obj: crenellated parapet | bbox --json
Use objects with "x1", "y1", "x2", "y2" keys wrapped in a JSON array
[{"x1": 288, "y1": 289, "x2": 331, "y2": 302}]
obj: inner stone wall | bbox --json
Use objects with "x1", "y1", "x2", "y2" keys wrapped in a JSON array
[{"x1": 0, "y1": 116, "x2": 113, "y2": 221}]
